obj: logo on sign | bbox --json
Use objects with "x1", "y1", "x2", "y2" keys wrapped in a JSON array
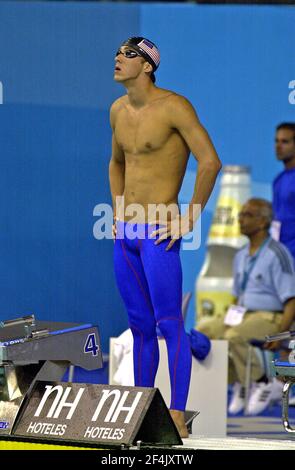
[
  {"x1": 0, "y1": 421, "x2": 9, "y2": 429},
  {"x1": 16, "y1": 382, "x2": 147, "y2": 444}
]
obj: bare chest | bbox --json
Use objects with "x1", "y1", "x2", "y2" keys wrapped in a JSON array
[{"x1": 114, "y1": 106, "x2": 173, "y2": 154}]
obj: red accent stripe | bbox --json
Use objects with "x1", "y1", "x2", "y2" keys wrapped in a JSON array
[
  {"x1": 120, "y1": 239, "x2": 155, "y2": 386},
  {"x1": 171, "y1": 320, "x2": 182, "y2": 409},
  {"x1": 157, "y1": 316, "x2": 183, "y2": 409}
]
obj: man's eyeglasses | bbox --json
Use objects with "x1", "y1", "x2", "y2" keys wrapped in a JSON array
[{"x1": 116, "y1": 48, "x2": 141, "y2": 59}]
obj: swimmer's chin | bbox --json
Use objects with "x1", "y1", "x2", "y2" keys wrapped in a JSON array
[
  {"x1": 114, "y1": 73, "x2": 124, "y2": 82},
  {"x1": 114, "y1": 75, "x2": 128, "y2": 84}
]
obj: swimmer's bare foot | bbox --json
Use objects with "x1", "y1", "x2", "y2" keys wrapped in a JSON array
[{"x1": 169, "y1": 409, "x2": 189, "y2": 438}]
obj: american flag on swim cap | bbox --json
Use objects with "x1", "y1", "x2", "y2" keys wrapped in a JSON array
[{"x1": 138, "y1": 39, "x2": 160, "y2": 68}]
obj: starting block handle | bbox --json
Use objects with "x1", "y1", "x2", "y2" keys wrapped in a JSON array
[
  {"x1": 0, "y1": 314, "x2": 35, "y2": 329},
  {"x1": 265, "y1": 330, "x2": 295, "y2": 342}
]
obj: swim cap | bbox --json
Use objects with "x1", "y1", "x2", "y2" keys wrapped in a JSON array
[{"x1": 121, "y1": 37, "x2": 160, "y2": 83}]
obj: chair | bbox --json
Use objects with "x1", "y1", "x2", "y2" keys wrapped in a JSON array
[{"x1": 244, "y1": 339, "x2": 274, "y2": 414}]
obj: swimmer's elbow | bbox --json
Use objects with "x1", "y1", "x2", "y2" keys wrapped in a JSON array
[
  {"x1": 214, "y1": 158, "x2": 222, "y2": 173},
  {"x1": 201, "y1": 156, "x2": 222, "y2": 174}
]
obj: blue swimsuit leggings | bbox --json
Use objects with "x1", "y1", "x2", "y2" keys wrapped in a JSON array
[{"x1": 114, "y1": 221, "x2": 192, "y2": 411}]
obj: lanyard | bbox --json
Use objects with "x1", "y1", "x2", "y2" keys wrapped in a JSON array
[{"x1": 240, "y1": 236, "x2": 270, "y2": 293}]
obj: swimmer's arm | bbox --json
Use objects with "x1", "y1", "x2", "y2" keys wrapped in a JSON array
[
  {"x1": 109, "y1": 134, "x2": 125, "y2": 214},
  {"x1": 109, "y1": 102, "x2": 125, "y2": 218},
  {"x1": 168, "y1": 95, "x2": 222, "y2": 222}
]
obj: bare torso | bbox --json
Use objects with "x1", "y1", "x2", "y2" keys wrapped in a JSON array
[{"x1": 113, "y1": 89, "x2": 190, "y2": 222}]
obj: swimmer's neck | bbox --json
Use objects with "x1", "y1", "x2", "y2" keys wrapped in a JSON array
[{"x1": 125, "y1": 79, "x2": 157, "y2": 109}]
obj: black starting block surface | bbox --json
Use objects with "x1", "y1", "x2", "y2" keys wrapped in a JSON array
[
  {"x1": 0, "y1": 321, "x2": 81, "y2": 342},
  {"x1": 0, "y1": 321, "x2": 103, "y2": 370}
]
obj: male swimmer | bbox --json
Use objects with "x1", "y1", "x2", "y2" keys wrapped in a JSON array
[{"x1": 109, "y1": 37, "x2": 221, "y2": 437}]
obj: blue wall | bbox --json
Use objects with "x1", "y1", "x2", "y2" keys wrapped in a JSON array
[{"x1": 0, "y1": 2, "x2": 294, "y2": 349}]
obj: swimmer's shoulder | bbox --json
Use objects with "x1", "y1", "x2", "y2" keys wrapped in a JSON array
[
  {"x1": 110, "y1": 95, "x2": 128, "y2": 113},
  {"x1": 110, "y1": 96, "x2": 128, "y2": 127},
  {"x1": 156, "y1": 88, "x2": 195, "y2": 112},
  {"x1": 164, "y1": 90, "x2": 194, "y2": 107},
  {"x1": 158, "y1": 90, "x2": 196, "y2": 122}
]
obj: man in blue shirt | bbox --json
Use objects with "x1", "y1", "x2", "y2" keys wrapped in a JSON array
[
  {"x1": 230, "y1": 198, "x2": 295, "y2": 415},
  {"x1": 273, "y1": 122, "x2": 295, "y2": 258},
  {"x1": 272, "y1": 123, "x2": 295, "y2": 405},
  {"x1": 198, "y1": 198, "x2": 295, "y2": 415}
]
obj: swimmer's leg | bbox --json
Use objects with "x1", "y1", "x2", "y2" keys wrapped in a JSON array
[
  {"x1": 140, "y1": 235, "x2": 192, "y2": 437},
  {"x1": 114, "y1": 236, "x2": 159, "y2": 386}
]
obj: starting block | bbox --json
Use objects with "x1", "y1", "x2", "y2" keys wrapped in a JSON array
[
  {"x1": 0, "y1": 314, "x2": 103, "y2": 436},
  {"x1": 266, "y1": 330, "x2": 295, "y2": 434}
]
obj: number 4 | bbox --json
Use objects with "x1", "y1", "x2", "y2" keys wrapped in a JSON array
[{"x1": 84, "y1": 333, "x2": 99, "y2": 356}]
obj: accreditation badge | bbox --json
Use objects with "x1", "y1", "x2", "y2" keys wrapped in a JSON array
[{"x1": 224, "y1": 304, "x2": 247, "y2": 326}]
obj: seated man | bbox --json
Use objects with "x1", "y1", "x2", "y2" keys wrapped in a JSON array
[{"x1": 198, "y1": 198, "x2": 295, "y2": 415}]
